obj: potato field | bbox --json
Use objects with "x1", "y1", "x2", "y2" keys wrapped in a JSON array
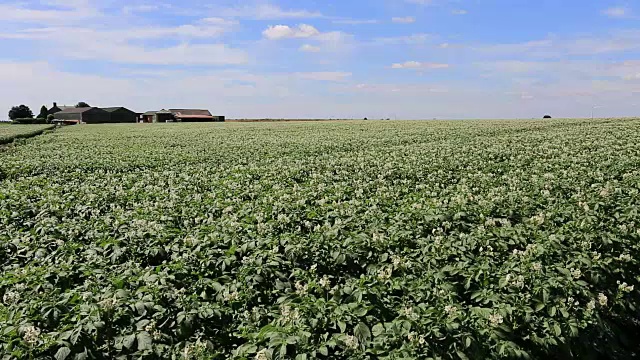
[
  {"x1": 1, "y1": 119, "x2": 640, "y2": 359},
  {"x1": 0, "y1": 125, "x2": 55, "y2": 145}
]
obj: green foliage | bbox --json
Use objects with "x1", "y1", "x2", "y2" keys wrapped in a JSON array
[
  {"x1": 1, "y1": 119, "x2": 640, "y2": 359},
  {"x1": 47, "y1": 114, "x2": 55, "y2": 123},
  {"x1": 0, "y1": 124, "x2": 54, "y2": 144},
  {"x1": 11, "y1": 118, "x2": 48, "y2": 125},
  {"x1": 75, "y1": 102, "x2": 91, "y2": 108},
  {"x1": 8, "y1": 105, "x2": 33, "y2": 120},
  {"x1": 38, "y1": 105, "x2": 49, "y2": 120}
]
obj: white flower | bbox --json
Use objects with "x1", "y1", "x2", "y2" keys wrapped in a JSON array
[
  {"x1": 3, "y1": 290, "x2": 20, "y2": 305},
  {"x1": 532, "y1": 262, "x2": 543, "y2": 271},
  {"x1": 377, "y1": 267, "x2": 393, "y2": 280},
  {"x1": 344, "y1": 335, "x2": 359, "y2": 349},
  {"x1": 586, "y1": 300, "x2": 596, "y2": 311},
  {"x1": 618, "y1": 281, "x2": 634, "y2": 293},
  {"x1": 444, "y1": 305, "x2": 458, "y2": 318},
  {"x1": 145, "y1": 320, "x2": 156, "y2": 332},
  {"x1": 488, "y1": 313, "x2": 504, "y2": 327},
  {"x1": 255, "y1": 349, "x2": 269, "y2": 360},
  {"x1": 318, "y1": 276, "x2": 331, "y2": 289},
  {"x1": 571, "y1": 268, "x2": 582, "y2": 279},
  {"x1": 618, "y1": 254, "x2": 632, "y2": 262},
  {"x1": 391, "y1": 254, "x2": 403, "y2": 268},
  {"x1": 224, "y1": 291, "x2": 239, "y2": 302},
  {"x1": 598, "y1": 293, "x2": 608, "y2": 306},
  {"x1": 23, "y1": 326, "x2": 41, "y2": 346},
  {"x1": 99, "y1": 296, "x2": 118, "y2": 310},
  {"x1": 295, "y1": 281, "x2": 309, "y2": 295}
]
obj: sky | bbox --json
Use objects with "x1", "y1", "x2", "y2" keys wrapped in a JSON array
[{"x1": 1, "y1": 0, "x2": 639, "y2": 119}]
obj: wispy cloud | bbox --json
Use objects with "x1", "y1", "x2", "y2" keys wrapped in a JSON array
[
  {"x1": 216, "y1": 4, "x2": 322, "y2": 20},
  {"x1": 299, "y1": 44, "x2": 321, "y2": 52},
  {"x1": 603, "y1": 7, "x2": 631, "y2": 18},
  {"x1": 392, "y1": 16, "x2": 416, "y2": 24},
  {"x1": 452, "y1": 9, "x2": 468, "y2": 15},
  {"x1": 296, "y1": 72, "x2": 352, "y2": 82},
  {"x1": 391, "y1": 61, "x2": 449, "y2": 69},
  {"x1": 262, "y1": 24, "x2": 320, "y2": 40}
]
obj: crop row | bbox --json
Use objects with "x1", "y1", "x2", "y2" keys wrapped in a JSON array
[{"x1": 1, "y1": 119, "x2": 640, "y2": 359}]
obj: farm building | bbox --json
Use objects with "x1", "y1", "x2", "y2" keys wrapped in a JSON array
[
  {"x1": 48, "y1": 102, "x2": 74, "y2": 115},
  {"x1": 53, "y1": 107, "x2": 110, "y2": 124},
  {"x1": 141, "y1": 110, "x2": 175, "y2": 123},
  {"x1": 141, "y1": 109, "x2": 224, "y2": 123},
  {"x1": 101, "y1": 107, "x2": 138, "y2": 123},
  {"x1": 169, "y1": 109, "x2": 224, "y2": 122}
]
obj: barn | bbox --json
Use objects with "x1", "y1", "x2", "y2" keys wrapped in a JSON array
[
  {"x1": 101, "y1": 107, "x2": 138, "y2": 123},
  {"x1": 53, "y1": 107, "x2": 110, "y2": 124},
  {"x1": 169, "y1": 109, "x2": 225, "y2": 122},
  {"x1": 48, "y1": 102, "x2": 74, "y2": 115}
]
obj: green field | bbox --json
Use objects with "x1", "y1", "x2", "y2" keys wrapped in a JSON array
[
  {"x1": 0, "y1": 124, "x2": 54, "y2": 145},
  {"x1": 1, "y1": 119, "x2": 640, "y2": 359}
]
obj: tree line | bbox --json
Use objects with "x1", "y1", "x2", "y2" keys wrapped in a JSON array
[{"x1": 7, "y1": 102, "x2": 91, "y2": 124}]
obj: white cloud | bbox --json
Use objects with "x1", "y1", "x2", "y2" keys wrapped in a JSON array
[
  {"x1": 296, "y1": 72, "x2": 352, "y2": 82},
  {"x1": 392, "y1": 16, "x2": 416, "y2": 24},
  {"x1": 300, "y1": 44, "x2": 321, "y2": 52},
  {"x1": 371, "y1": 33, "x2": 432, "y2": 45},
  {"x1": 0, "y1": 1, "x2": 98, "y2": 24},
  {"x1": 391, "y1": 61, "x2": 450, "y2": 69},
  {"x1": 452, "y1": 9, "x2": 468, "y2": 15},
  {"x1": 263, "y1": 24, "x2": 320, "y2": 40},
  {"x1": 603, "y1": 7, "x2": 630, "y2": 18},
  {"x1": 0, "y1": 26, "x2": 247, "y2": 65},
  {"x1": 217, "y1": 4, "x2": 322, "y2": 20}
]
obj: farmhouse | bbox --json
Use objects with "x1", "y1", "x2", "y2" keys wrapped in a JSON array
[
  {"x1": 141, "y1": 109, "x2": 224, "y2": 123},
  {"x1": 48, "y1": 102, "x2": 74, "y2": 115}
]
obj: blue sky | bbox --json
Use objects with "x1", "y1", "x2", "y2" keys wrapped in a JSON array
[{"x1": 1, "y1": 0, "x2": 639, "y2": 119}]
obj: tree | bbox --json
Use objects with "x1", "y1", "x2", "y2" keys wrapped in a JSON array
[
  {"x1": 76, "y1": 102, "x2": 91, "y2": 108},
  {"x1": 47, "y1": 114, "x2": 55, "y2": 124},
  {"x1": 37, "y1": 105, "x2": 48, "y2": 119},
  {"x1": 8, "y1": 105, "x2": 34, "y2": 120}
]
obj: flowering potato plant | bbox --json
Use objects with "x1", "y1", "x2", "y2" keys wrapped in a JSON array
[
  {"x1": 1, "y1": 119, "x2": 640, "y2": 359},
  {"x1": 0, "y1": 125, "x2": 54, "y2": 145}
]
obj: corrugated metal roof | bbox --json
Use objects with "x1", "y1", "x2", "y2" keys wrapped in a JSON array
[
  {"x1": 169, "y1": 109, "x2": 212, "y2": 117},
  {"x1": 55, "y1": 107, "x2": 96, "y2": 114},
  {"x1": 176, "y1": 115, "x2": 215, "y2": 119},
  {"x1": 143, "y1": 111, "x2": 158, "y2": 115},
  {"x1": 102, "y1": 107, "x2": 125, "y2": 112}
]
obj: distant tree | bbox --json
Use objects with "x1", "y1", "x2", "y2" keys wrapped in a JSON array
[
  {"x1": 47, "y1": 114, "x2": 55, "y2": 123},
  {"x1": 8, "y1": 105, "x2": 34, "y2": 120},
  {"x1": 543, "y1": 115, "x2": 552, "y2": 119},
  {"x1": 76, "y1": 102, "x2": 91, "y2": 108},
  {"x1": 37, "y1": 105, "x2": 48, "y2": 119}
]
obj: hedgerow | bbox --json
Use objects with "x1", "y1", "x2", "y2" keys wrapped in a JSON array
[{"x1": 1, "y1": 119, "x2": 640, "y2": 359}]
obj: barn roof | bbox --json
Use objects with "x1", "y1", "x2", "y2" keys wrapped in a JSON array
[
  {"x1": 102, "y1": 107, "x2": 128, "y2": 112},
  {"x1": 169, "y1": 109, "x2": 213, "y2": 117},
  {"x1": 143, "y1": 111, "x2": 158, "y2": 115},
  {"x1": 55, "y1": 107, "x2": 97, "y2": 114}
]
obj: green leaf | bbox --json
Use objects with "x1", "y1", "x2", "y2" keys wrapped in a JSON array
[
  {"x1": 123, "y1": 334, "x2": 136, "y2": 349},
  {"x1": 318, "y1": 346, "x2": 329, "y2": 356},
  {"x1": 55, "y1": 347, "x2": 71, "y2": 360},
  {"x1": 372, "y1": 323, "x2": 385, "y2": 337},
  {"x1": 337, "y1": 321, "x2": 347, "y2": 333},
  {"x1": 295, "y1": 354, "x2": 308, "y2": 360},
  {"x1": 137, "y1": 331, "x2": 153, "y2": 351},
  {"x1": 535, "y1": 303, "x2": 545, "y2": 312},
  {"x1": 354, "y1": 322, "x2": 371, "y2": 343}
]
